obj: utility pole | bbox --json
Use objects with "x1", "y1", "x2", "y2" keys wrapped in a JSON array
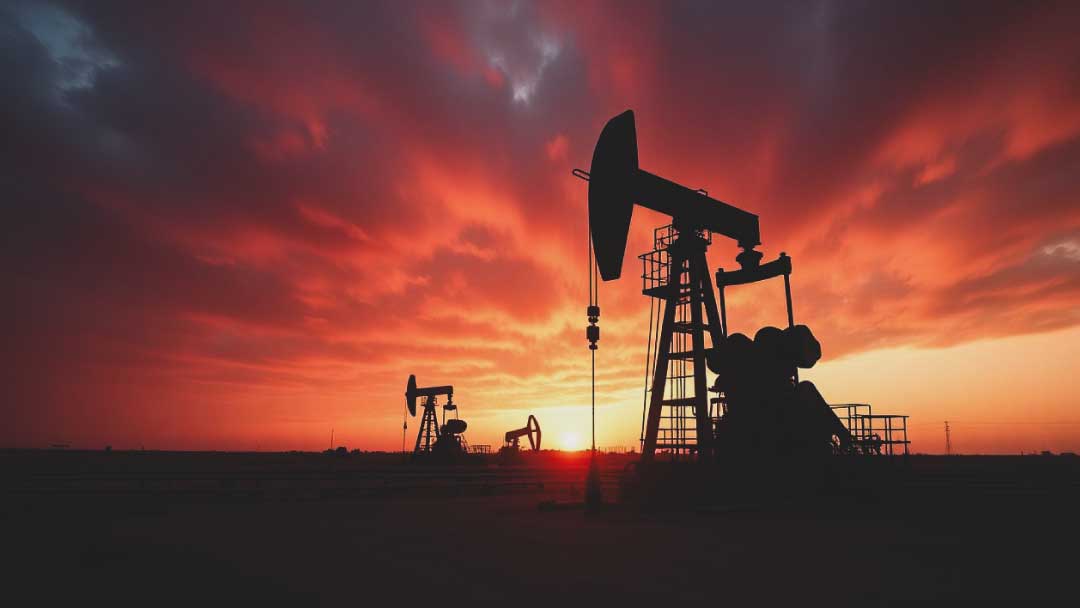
[{"x1": 945, "y1": 421, "x2": 951, "y2": 456}]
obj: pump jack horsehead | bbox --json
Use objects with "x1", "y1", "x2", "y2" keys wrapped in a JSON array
[{"x1": 576, "y1": 110, "x2": 853, "y2": 463}]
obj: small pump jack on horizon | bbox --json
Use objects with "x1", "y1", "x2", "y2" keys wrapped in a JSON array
[{"x1": 585, "y1": 233, "x2": 603, "y2": 510}]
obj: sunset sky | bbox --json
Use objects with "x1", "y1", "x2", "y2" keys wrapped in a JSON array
[{"x1": 4, "y1": 1, "x2": 1079, "y2": 454}]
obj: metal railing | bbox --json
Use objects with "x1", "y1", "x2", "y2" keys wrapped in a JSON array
[{"x1": 831, "y1": 403, "x2": 910, "y2": 456}]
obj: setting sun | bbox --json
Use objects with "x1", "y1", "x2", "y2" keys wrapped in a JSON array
[{"x1": 558, "y1": 432, "x2": 585, "y2": 451}]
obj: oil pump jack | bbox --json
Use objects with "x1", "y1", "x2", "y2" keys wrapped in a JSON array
[
  {"x1": 504, "y1": 415, "x2": 542, "y2": 452},
  {"x1": 497, "y1": 415, "x2": 542, "y2": 464},
  {"x1": 577, "y1": 110, "x2": 853, "y2": 464},
  {"x1": 404, "y1": 374, "x2": 469, "y2": 462}
]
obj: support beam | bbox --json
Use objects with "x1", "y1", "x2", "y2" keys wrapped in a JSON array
[
  {"x1": 687, "y1": 251, "x2": 712, "y2": 461},
  {"x1": 641, "y1": 232, "x2": 723, "y2": 463},
  {"x1": 635, "y1": 170, "x2": 760, "y2": 248},
  {"x1": 642, "y1": 250, "x2": 682, "y2": 462}
]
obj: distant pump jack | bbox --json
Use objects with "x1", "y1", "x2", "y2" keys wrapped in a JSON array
[{"x1": 504, "y1": 415, "x2": 542, "y2": 451}]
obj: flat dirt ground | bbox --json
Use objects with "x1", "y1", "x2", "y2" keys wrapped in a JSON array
[{"x1": 3, "y1": 451, "x2": 1079, "y2": 606}]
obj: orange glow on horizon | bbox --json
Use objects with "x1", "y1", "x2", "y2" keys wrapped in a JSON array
[{"x1": 4, "y1": 2, "x2": 1080, "y2": 456}]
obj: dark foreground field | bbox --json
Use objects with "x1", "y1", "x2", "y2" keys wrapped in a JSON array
[{"x1": 3, "y1": 450, "x2": 1079, "y2": 606}]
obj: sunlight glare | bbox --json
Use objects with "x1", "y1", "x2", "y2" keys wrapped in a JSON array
[{"x1": 559, "y1": 432, "x2": 584, "y2": 451}]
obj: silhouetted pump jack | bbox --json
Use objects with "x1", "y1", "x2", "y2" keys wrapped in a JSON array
[
  {"x1": 504, "y1": 415, "x2": 542, "y2": 451},
  {"x1": 577, "y1": 110, "x2": 853, "y2": 463},
  {"x1": 404, "y1": 374, "x2": 469, "y2": 462}
]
